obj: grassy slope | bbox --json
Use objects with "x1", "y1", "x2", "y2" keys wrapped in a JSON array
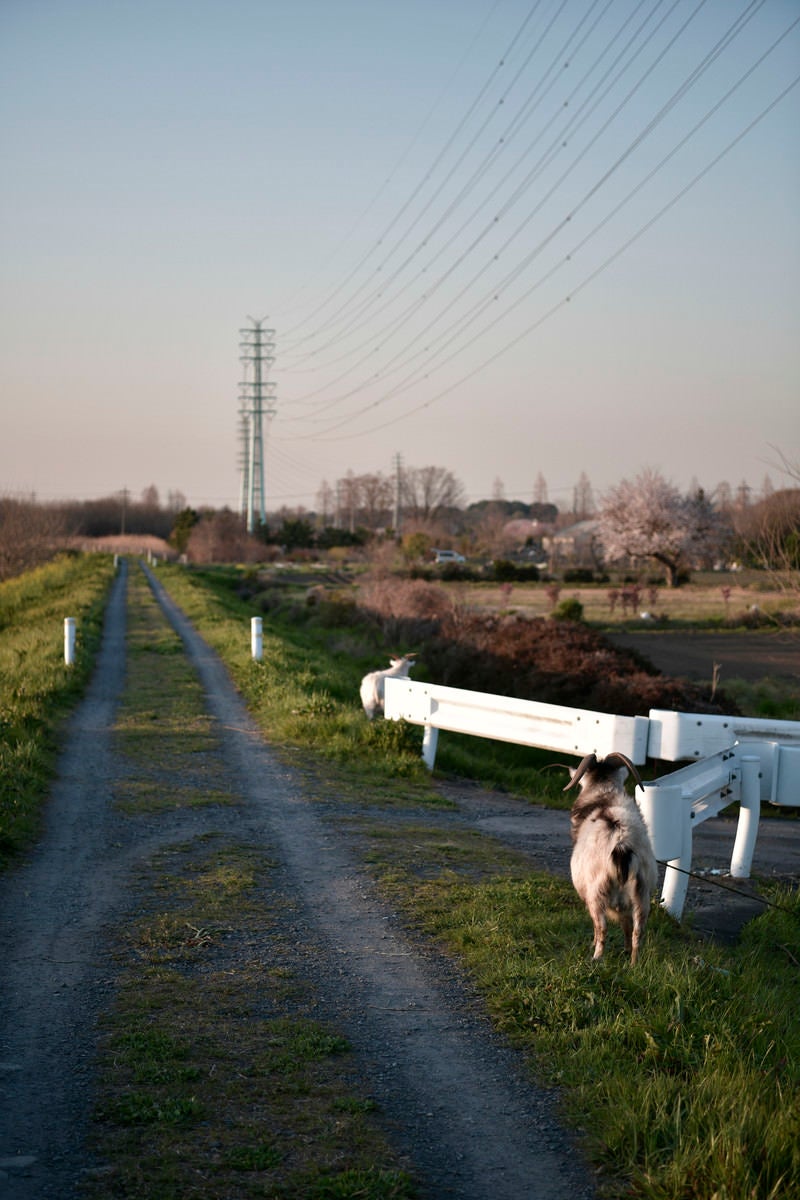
[{"x1": 0, "y1": 553, "x2": 116, "y2": 864}]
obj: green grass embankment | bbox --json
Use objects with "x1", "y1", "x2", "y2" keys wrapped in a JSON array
[{"x1": 0, "y1": 553, "x2": 116, "y2": 864}]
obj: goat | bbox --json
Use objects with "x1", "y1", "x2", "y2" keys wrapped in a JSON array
[
  {"x1": 359, "y1": 654, "x2": 416, "y2": 720},
  {"x1": 564, "y1": 752, "x2": 657, "y2": 964}
]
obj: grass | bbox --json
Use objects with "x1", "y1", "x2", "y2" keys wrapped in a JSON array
[
  {"x1": 720, "y1": 676, "x2": 800, "y2": 722},
  {"x1": 359, "y1": 823, "x2": 800, "y2": 1200},
  {"x1": 112, "y1": 568, "x2": 238, "y2": 813},
  {"x1": 0, "y1": 553, "x2": 116, "y2": 864}
]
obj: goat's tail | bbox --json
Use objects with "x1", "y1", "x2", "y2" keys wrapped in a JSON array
[{"x1": 611, "y1": 843, "x2": 634, "y2": 885}]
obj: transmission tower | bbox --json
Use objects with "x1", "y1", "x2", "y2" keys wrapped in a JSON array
[{"x1": 238, "y1": 318, "x2": 276, "y2": 533}]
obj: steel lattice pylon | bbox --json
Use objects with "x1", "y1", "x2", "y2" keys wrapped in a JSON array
[{"x1": 238, "y1": 317, "x2": 276, "y2": 533}]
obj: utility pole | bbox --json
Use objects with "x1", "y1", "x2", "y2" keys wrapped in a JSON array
[
  {"x1": 393, "y1": 453, "x2": 403, "y2": 537},
  {"x1": 238, "y1": 317, "x2": 276, "y2": 534}
]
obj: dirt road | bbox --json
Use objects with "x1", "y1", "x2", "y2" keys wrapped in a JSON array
[{"x1": 0, "y1": 565, "x2": 595, "y2": 1200}]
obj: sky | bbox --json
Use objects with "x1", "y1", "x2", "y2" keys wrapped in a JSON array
[{"x1": 1, "y1": 0, "x2": 798, "y2": 514}]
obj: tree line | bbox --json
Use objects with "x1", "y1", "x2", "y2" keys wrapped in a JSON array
[{"x1": 1, "y1": 465, "x2": 797, "y2": 586}]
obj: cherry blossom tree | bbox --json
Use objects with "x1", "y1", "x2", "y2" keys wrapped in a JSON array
[{"x1": 598, "y1": 469, "x2": 726, "y2": 586}]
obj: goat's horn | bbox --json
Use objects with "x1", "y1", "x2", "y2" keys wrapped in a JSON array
[
  {"x1": 562, "y1": 752, "x2": 598, "y2": 792},
  {"x1": 604, "y1": 752, "x2": 645, "y2": 792}
]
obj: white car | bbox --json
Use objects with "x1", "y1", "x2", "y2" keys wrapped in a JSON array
[{"x1": 434, "y1": 549, "x2": 466, "y2": 564}]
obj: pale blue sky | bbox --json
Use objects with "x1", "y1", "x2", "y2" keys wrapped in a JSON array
[{"x1": 1, "y1": 0, "x2": 798, "y2": 511}]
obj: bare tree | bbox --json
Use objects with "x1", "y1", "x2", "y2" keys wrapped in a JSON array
[
  {"x1": 402, "y1": 465, "x2": 465, "y2": 522},
  {"x1": 598, "y1": 469, "x2": 727, "y2": 587},
  {"x1": 315, "y1": 480, "x2": 335, "y2": 527},
  {"x1": 715, "y1": 480, "x2": 733, "y2": 512},
  {"x1": 186, "y1": 510, "x2": 266, "y2": 564},
  {"x1": 739, "y1": 487, "x2": 800, "y2": 593},
  {"x1": 356, "y1": 472, "x2": 393, "y2": 530},
  {"x1": 573, "y1": 472, "x2": 595, "y2": 519},
  {"x1": 167, "y1": 489, "x2": 187, "y2": 512},
  {"x1": 0, "y1": 498, "x2": 71, "y2": 581},
  {"x1": 337, "y1": 471, "x2": 360, "y2": 534}
]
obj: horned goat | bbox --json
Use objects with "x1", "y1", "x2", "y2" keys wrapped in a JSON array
[
  {"x1": 565, "y1": 752, "x2": 657, "y2": 964},
  {"x1": 359, "y1": 654, "x2": 416, "y2": 720}
]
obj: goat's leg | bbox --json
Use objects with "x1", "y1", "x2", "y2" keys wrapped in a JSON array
[
  {"x1": 620, "y1": 911, "x2": 634, "y2": 957},
  {"x1": 630, "y1": 894, "x2": 650, "y2": 965},
  {"x1": 588, "y1": 902, "x2": 607, "y2": 960}
]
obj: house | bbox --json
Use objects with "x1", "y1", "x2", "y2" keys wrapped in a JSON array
[{"x1": 542, "y1": 519, "x2": 601, "y2": 569}]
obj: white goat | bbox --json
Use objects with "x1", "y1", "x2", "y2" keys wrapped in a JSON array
[
  {"x1": 565, "y1": 752, "x2": 657, "y2": 964},
  {"x1": 359, "y1": 654, "x2": 415, "y2": 720}
]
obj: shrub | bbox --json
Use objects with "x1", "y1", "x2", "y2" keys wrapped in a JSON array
[
  {"x1": 439, "y1": 563, "x2": 478, "y2": 582},
  {"x1": 552, "y1": 597, "x2": 584, "y2": 622},
  {"x1": 492, "y1": 560, "x2": 540, "y2": 583}
]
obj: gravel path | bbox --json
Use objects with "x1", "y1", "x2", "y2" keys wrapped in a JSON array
[{"x1": 0, "y1": 565, "x2": 595, "y2": 1200}]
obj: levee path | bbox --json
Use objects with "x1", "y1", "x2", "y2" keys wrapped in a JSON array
[{"x1": 0, "y1": 563, "x2": 596, "y2": 1200}]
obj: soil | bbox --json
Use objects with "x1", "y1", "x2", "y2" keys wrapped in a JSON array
[
  {"x1": 1, "y1": 565, "x2": 798, "y2": 1199},
  {"x1": 607, "y1": 628, "x2": 800, "y2": 687}
]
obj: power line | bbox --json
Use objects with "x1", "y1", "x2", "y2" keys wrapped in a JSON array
[
  {"x1": 280, "y1": 68, "x2": 799, "y2": 445},
  {"x1": 278, "y1": 0, "x2": 776, "y2": 429},
  {"x1": 278, "y1": 1, "x2": 548, "y2": 351},
  {"x1": 276, "y1": 1, "x2": 509, "y2": 328},
  {"x1": 275, "y1": 6, "x2": 793, "y2": 440}
]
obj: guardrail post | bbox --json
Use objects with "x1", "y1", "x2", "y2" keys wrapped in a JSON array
[
  {"x1": 251, "y1": 617, "x2": 263, "y2": 662},
  {"x1": 660, "y1": 788, "x2": 693, "y2": 920},
  {"x1": 638, "y1": 781, "x2": 683, "y2": 863},
  {"x1": 730, "y1": 755, "x2": 761, "y2": 878},
  {"x1": 64, "y1": 617, "x2": 76, "y2": 666},
  {"x1": 421, "y1": 724, "x2": 439, "y2": 770},
  {"x1": 640, "y1": 780, "x2": 690, "y2": 920}
]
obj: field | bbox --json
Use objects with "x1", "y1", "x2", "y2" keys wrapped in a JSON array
[{"x1": 451, "y1": 571, "x2": 797, "y2": 627}]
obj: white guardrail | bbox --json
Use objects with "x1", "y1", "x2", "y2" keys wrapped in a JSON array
[{"x1": 384, "y1": 679, "x2": 800, "y2": 920}]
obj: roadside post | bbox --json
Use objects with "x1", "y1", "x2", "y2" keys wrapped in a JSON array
[
  {"x1": 251, "y1": 617, "x2": 263, "y2": 661},
  {"x1": 64, "y1": 618, "x2": 76, "y2": 666}
]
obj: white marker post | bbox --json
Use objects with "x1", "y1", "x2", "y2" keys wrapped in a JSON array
[
  {"x1": 251, "y1": 616, "x2": 263, "y2": 661},
  {"x1": 64, "y1": 618, "x2": 76, "y2": 666}
]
